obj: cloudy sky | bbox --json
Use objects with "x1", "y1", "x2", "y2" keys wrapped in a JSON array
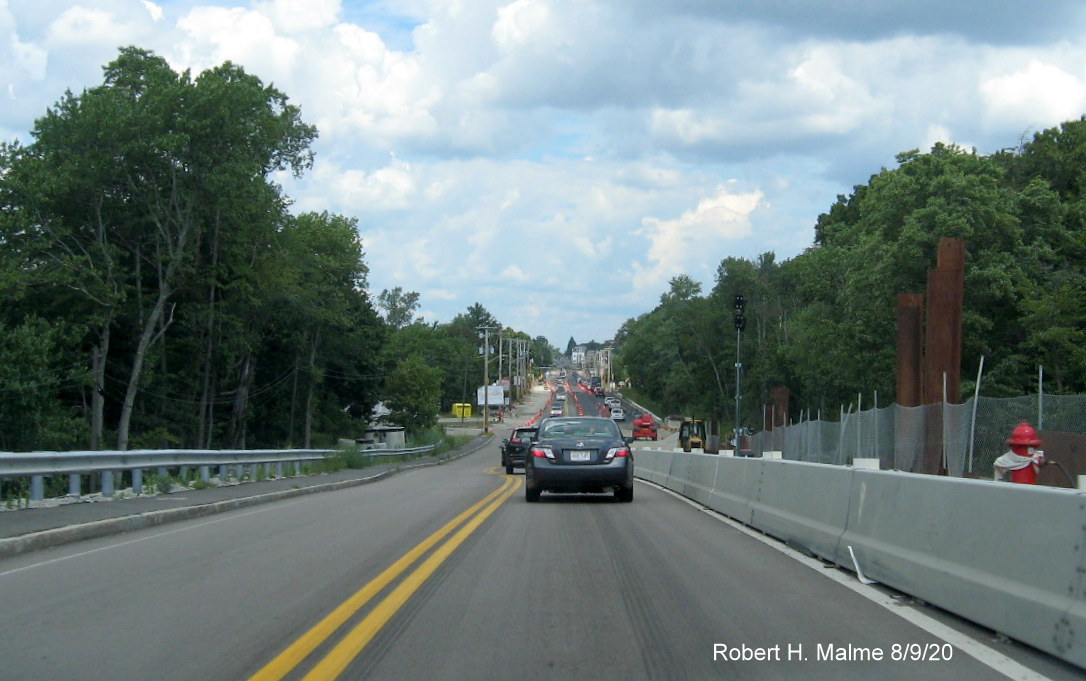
[{"x1": 3, "y1": 1, "x2": 1086, "y2": 346}]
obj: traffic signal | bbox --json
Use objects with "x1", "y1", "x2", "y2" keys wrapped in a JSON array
[{"x1": 733, "y1": 294, "x2": 746, "y2": 331}]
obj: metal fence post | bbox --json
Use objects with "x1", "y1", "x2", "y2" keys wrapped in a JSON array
[{"x1": 1038, "y1": 365, "x2": 1044, "y2": 430}]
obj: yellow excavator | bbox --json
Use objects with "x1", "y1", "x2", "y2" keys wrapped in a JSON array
[{"x1": 678, "y1": 419, "x2": 706, "y2": 452}]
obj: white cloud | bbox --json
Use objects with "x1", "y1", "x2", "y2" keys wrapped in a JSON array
[
  {"x1": 4, "y1": 1, "x2": 1086, "y2": 342},
  {"x1": 500, "y1": 264, "x2": 531, "y2": 282},
  {"x1": 314, "y1": 158, "x2": 417, "y2": 211},
  {"x1": 633, "y1": 184, "x2": 763, "y2": 294},
  {"x1": 141, "y1": 1, "x2": 163, "y2": 23},
  {"x1": 174, "y1": 6, "x2": 300, "y2": 80},
  {"x1": 980, "y1": 59, "x2": 1086, "y2": 131},
  {"x1": 615, "y1": 162, "x2": 684, "y2": 190},
  {"x1": 787, "y1": 47, "x2": 880, "y2": 134},
  {"x1": 492, "y1": 0, "x2": 553, "y2": 52},
  {"x1": 648, "y1": 44, "x2": 887, "y2": 154},
  {"x1": 256, "y1": 0, "x2": 341, "y2": 34},
  {"x1": 8, "y1": 36, "x2": 47, "y2": 81},
  {"x1": 46, "y1": 6, "x2": 140, "y2": 48}
]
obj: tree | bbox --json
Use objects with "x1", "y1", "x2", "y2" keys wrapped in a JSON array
[
  {"x1": 532, "y1": 336, "x2": 555, "y2": 368},
  {"x1": 377, "y1": 287, "x2": 421, "y2": 329},
  {"x1": 0, "y1": 46, "x2": 318, "y2": 449},
  {"x1": 258, "y1": 212, "x2": 380, "y2": 448},
  {"x1": 0, "y1": 317, "x2": 87, "y2": 451},
  {"x1": 384, "y1": 354, "x2": 442, "y2": 432}
]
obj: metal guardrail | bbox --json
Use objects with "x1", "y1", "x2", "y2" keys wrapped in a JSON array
[{"x1": 0, "y1": 444, "x2": 437, "y2": 502}]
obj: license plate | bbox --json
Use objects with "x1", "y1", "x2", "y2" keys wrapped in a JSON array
[{"x1": 569, "y1": 450, "x2": 591, "y2": 462}]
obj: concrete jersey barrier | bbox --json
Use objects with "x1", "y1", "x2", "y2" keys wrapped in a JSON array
[{"x1": 633, "y1": 447, "x2": 1086, "y2": 670}]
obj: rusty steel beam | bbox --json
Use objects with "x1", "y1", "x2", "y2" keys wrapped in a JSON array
[
  {"x1": 920, "y1": 237, "x2": 965, "y2": 474},
  {"x1": 923, "y1": 238, "x2": 965, "y2": 405},
  {"x1": 772, "y1": 386, "x2": 790, "y2": 429},
  {"x1": 896, "y1": 293, "x2": 924, "y2": 408}
]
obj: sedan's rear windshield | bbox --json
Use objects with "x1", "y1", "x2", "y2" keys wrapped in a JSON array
[{"x1": 540, "y1": 418, "x2": 620, "y2": 438}]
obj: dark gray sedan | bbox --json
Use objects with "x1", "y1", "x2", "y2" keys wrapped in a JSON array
[
  {"x1": 500, "y1": 426, "x2": 538, "y2": 474},
  {"x1": 524, "y1": 416, "x2": 634, "y2": 502}
]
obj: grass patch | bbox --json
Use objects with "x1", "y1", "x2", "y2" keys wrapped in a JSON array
[
  {"x1": 320, "y1": 427, "x2": 482, "y2": 471},
  {"x1": 155, "y1": 474, "x2": 174, "y2": 495}
]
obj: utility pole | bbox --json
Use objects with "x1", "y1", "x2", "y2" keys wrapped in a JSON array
[
  {"x1": 497, "y1": 331, "x2": 504, "y2": 396},
  {"x1": 478, "y1": 326, "x2": 496, "y2": 434},
  {"x1": 734, "y1": 294, "x2": 746, "y2": 448}
]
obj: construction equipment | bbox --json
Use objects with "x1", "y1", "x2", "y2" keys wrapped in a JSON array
[
  {"x1": 632, "y1": 413, "x2": 658, "y2": 440},
  {"x1": 678, "y1": 419, "x2": 706, "y2": 452}
]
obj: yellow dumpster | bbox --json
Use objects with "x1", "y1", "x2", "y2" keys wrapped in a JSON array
[{"x1": 452, "y1": 403, "x2": 472, "y2": 418}]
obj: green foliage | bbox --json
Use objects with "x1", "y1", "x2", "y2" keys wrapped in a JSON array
[
  {"x1": 0, "y1": 46, "x2": 385, "y2": 452},
  {"x1": 0, "y1": 317, "x2": 88, "y2": 451},
  {"x1": 377, "y1": 287, "x2": 421, "y2": 329},
  {"x1": 618, "y1": 130, "x2": 1086, "y2": 424},
  {"x1": 9, "y1": 46, "x2": 1086, "y2": 451},
  {"x1": 384, "y1": 354, "x2": 442, "y2": 433},
  {"x1": 155, "y1": 474, "x2": 174, "y2": 495}
]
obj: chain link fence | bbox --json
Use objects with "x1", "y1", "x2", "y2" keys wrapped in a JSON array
[{"x1": 749, "y1": 394, "x2": 1086, "y2": 478}]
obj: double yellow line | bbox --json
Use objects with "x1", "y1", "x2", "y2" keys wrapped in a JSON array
[{"x1": 248, "y1": 470, "x2": 520, "y2": 681}]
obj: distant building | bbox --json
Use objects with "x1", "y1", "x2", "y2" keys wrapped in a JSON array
[{"x1": 571, "y1": 345, "x2": 586, "y2": 367}]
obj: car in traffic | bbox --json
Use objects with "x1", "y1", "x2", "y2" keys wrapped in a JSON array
[
  {"x1": 501, "y1": 426, "x2": 538, "y2": 474},
  {"x1": 549, "y1": 403, "x2": 564, "y2": 417},
  {"x1": 610, "y1": 407, "x2": 625, "y2": 421},
  {"x1": 524, "y1": 416, "x2": 634, "y2": 502}
]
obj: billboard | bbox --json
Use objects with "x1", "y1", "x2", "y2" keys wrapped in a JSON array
[{"x1": 476, "y1": 384, "x2": 506, "y2": 407}]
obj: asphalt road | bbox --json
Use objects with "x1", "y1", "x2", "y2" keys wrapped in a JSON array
[{"x1": 0, "y1": 435, "x2": 1078, "y2": 681}]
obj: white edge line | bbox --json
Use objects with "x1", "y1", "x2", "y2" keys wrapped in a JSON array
[
  {"x1": 0, "y1": 500, "x2": 302, "y2": 579},
  {"x1": 644, "y1": 481, "x2": 1058, "y2": 681}
]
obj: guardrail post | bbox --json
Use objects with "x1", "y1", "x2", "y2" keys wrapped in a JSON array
[
  {"x1": 275, "y1": 462, "x2": 283, "y2": 478},
  {"x1": 68, "y1": 473, "x2": 81, "y2": 497},
  {"x1": 199, "y1": 465, "x2": 210, "y2": 483},
  {"x1": 31, "y1": 475, "x2": 44, "y2": 501},
  {"x1": 101, "y1": 470, "x2": 114, "y2": 496},
  {"x1": 132, "y1": 469, "x2": 143, "y2": 494}
]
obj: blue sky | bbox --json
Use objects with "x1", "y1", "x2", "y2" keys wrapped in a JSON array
[{"x1": 4, "y1": 0, "x2": 1086, "y2": 346}]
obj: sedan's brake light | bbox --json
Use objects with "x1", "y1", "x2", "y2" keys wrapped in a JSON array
[
  {"x1": 604, "y1": 447, "x2": 630, "y2": 461},
  {"x1": 531, "y1": 446, "x2": 555, "y2": 460}
]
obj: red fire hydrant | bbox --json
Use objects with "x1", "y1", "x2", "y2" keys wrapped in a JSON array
[{"x1": 993, "y1": 421, "x2": 1045, "y2": 483}]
